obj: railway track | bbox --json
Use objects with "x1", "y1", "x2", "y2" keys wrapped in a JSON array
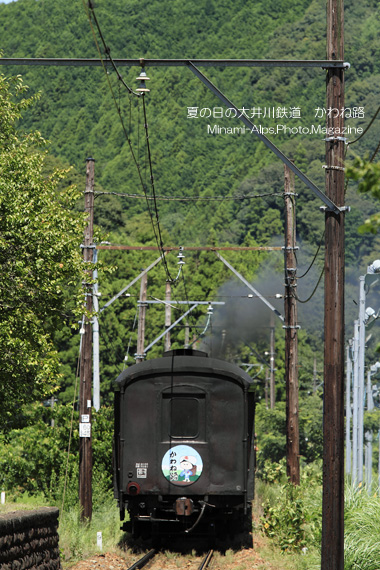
[{"x1": 126, "y1": 549, "x2": 214, "y2": 570}]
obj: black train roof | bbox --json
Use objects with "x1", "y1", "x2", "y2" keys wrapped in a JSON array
[{"x1": 115, "y1": 348, "x2": 254, "y2": 390}]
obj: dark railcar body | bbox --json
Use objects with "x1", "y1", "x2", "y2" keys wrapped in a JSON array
[{"x1": 113, "y1": 349, "x2": 255, "y2": 542}]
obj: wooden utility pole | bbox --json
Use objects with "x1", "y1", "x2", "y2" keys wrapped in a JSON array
[
  {"x1": 322, "y1": 0, "x2": 345, "y2": 568},
  {"x1": 269, "y1": 313, "x2": 276, "y2": 409},
  {"x1": 165, "y1": 281, "x2": 171, "y2": 352},
  {"x1": 284, "y1": 164, "x2": 300, "y2": 485},
  {"x1": 136, "y1": 272, "x2": 148, "y2": 363},
  {"x1": 79, "y1": 157, "x2": 95, "y2": 522}
]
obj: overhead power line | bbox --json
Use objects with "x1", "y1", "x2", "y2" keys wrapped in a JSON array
[
  {"x1": 82, "y1": 0, "x2": 178, "y2": 283},
  {"x1": 347, "y1": 105, "x2": 380, "y2": 146}
]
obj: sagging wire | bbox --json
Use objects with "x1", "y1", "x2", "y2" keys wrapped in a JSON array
[
  {"x1": 180, "y1": 257, "x2": 199, "y2": 333},
  {"x1": 295, "y1": 230, "x2": 325, "y2": 279},
  {"x1": 347, "y1": 105, "x2": 380, "y2": 147},
  {"x1": 188, "y1": 304, "x2": 213, "y2": 347},
  {"x1": 294, "y1": 266, "x2": 325, "y2": 304},
  {"x1": 370, "y1": 138, "x2": 380, "y2": 163},
  {"x1": 83, "y1": 2, "x2": 181, "y2": 285},
  {"x1": 87, "y1": 0, "x2": 139, "y2": 96},
  {"x1": 123, "y1": 309, "x2": 138, "y2": 369},
  {"x1": 82, "y1": 1, "x2": 150, "y2": 203},
  {"x1": 344, "y1": 104, "x2": 380, "y2": 190},
  {"x1": 142, "y1": 92, "x2": 179, "y2": 284}
]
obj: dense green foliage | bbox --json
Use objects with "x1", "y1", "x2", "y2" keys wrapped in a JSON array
[
  {"x1": 0, "y1": 72, "x2": 86, "y2": 430},
  {"x1": 0, "y1": 0, "x2": 380, "y2": 500},
  {"x1": 0, "y1": 403, "x2": 113, "y2": 508}
]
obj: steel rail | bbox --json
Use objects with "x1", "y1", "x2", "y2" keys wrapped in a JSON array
[
  {"x1": 198, "y1": 550, "x2": 214, "y2": 570},
  {"x1": 0, "y1": 57, "x2": 348, "y2": 68},
  {"x1": 127, "y1": 549, "x2": 156, "y2": 570}
]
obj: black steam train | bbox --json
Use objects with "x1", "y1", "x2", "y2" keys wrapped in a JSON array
[{"x1": 113, "y1": 349, "x2": 255, "y2": 545}]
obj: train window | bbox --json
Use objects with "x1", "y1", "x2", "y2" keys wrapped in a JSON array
[
  {"x1": 170, "y1": 397, "x2": 198, "y2": 437},
  {"x1": 161, "y1": 392, "x2": 205, "y2": 440}
]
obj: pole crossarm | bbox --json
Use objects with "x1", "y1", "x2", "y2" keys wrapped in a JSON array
[
  {"x1": 99, "y1": 254, "x2": 165, "y2": 313},
  {"x1": 215, "y1": 252, "x2": 284, "y2": 322},
  {"x1": 187, "y1": 61, "x2": 340, "y2": 214},
  {"x1": 97, "y1": 245, "x2": 282, "y2": 251},
  {"x1": 143, "y1": 300, "x2": 225, "y2": 305},
  {"x1": 0, "y1": 57, "x2": 349, "y2": 68}
]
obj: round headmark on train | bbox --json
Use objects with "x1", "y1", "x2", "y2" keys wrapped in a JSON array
[{"x1": 161, "y1": 445, "x2": 203, "y2": 486}]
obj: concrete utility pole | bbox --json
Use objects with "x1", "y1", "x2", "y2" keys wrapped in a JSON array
[
  {"x1": 269, "y1": 314, "x2": 276, "y2": 409},
  {"x1": 345, "y1": 340, "x2": 352, "y2": 475},
  {"x1": 352, "y1": 320, "x2": 359, "y2": 481},
  {"x1": 284, "y1": 164, "x2": 300, "y2": 485},
  {"x1": 322, "y1": 0, "x2": 345, "y2": 568},
  {"x1": 135, "y1": 272, "x2": 148, "y2": 363},
  {"x1": 79, "y1": 158, "x2": 95, "y2": 522}
]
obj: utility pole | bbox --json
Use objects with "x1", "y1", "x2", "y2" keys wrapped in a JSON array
[
  {"x1": 92, "y1": 247, "x2": 100, "y2": 411},
  {"x1": 135, "y1": 272, "x2": 148, "y2": 363},
  {"x1": 284, "y1": 164, "x2": 300, "y2": 485},
  {"x1": 269, "y1": 313, "x2": 276, "y2": 409},
  {"x1": 352, "y1": 320, "x2": 359, "y2": 481},
  {"x1": 184, "y1": 320, "x2": 190, "y2": 348},
  {"x1": 165, "y1": 281, "x2": 171, "y2": 352},
  {"x1": 322, "y1": 0, "x2": 345, "y2": 567},
  {"x1": 345, "y1": 340, "x2": 352, "y2": 475},
  {"x1": 79, "y1": 157, "x2": 95, "y2": 522}
]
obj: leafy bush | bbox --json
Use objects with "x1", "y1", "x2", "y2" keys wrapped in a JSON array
[
  {"x1": 0, "y1": 403, "x2": 114, "y2": 510},
  {"x1": 259, "y1": 461, "x2": 322, "y2": 553}
]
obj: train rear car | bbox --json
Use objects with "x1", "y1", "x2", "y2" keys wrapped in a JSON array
[{"x1": 113, "y1": 349, "x2": 255, "y2": 545}]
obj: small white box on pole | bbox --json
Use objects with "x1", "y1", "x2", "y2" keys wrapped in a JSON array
[
  {"x1": 1, "y1": 491, "x2": 5, "y2": 504},
  {"x1": 97, "y1": 531, "x2": 102, "y2": 550}
]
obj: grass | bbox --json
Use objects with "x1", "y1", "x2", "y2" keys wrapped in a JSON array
[
  {"x1": 344, "y1": 484, "x2": 380, "y2": 570},
  {"x1": 6, "y1": 478, "x2": 380, "y2": 570},
  {"x1": 58, "y1": 494, "x2": 125, "y2": 566}
]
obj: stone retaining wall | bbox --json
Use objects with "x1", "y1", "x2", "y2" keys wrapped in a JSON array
[{"x1": 0, "y1": 507, "x2": 61, "y2": 570}]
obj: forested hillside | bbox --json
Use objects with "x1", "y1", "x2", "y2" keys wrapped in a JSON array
[{"x1": 1, "y1": 0, "x2": 380, "y2": 404}]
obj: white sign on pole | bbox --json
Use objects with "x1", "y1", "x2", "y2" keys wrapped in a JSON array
[
  {"x1": 97, "y1": 531, "x2": 102, "y2": 550},
  {"x1": 79, "y1": 423, "x2": 91, "y2": 438}
]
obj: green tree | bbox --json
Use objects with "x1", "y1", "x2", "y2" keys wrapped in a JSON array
[
  {"x1": 346, "y1": 157, "x2": 380, "y2": 234},
  {"x1": 0, "y1": 73, "x2": 85, "y2": 430}
]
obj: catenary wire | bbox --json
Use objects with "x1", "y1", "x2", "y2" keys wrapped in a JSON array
[
  {"x1": 87, "y1": 1, "x2": 139, "y2": 96},
  {"x1": 82, "y1": 0, "x2": 173, "y2": 280},
  {"x1": 142, "y1": 93, "x2": 175, "y2": 283}
]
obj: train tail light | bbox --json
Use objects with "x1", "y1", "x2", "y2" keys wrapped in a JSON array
[{"x1": 127, "y1": 482, "x2": 141, "y2": 495}]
